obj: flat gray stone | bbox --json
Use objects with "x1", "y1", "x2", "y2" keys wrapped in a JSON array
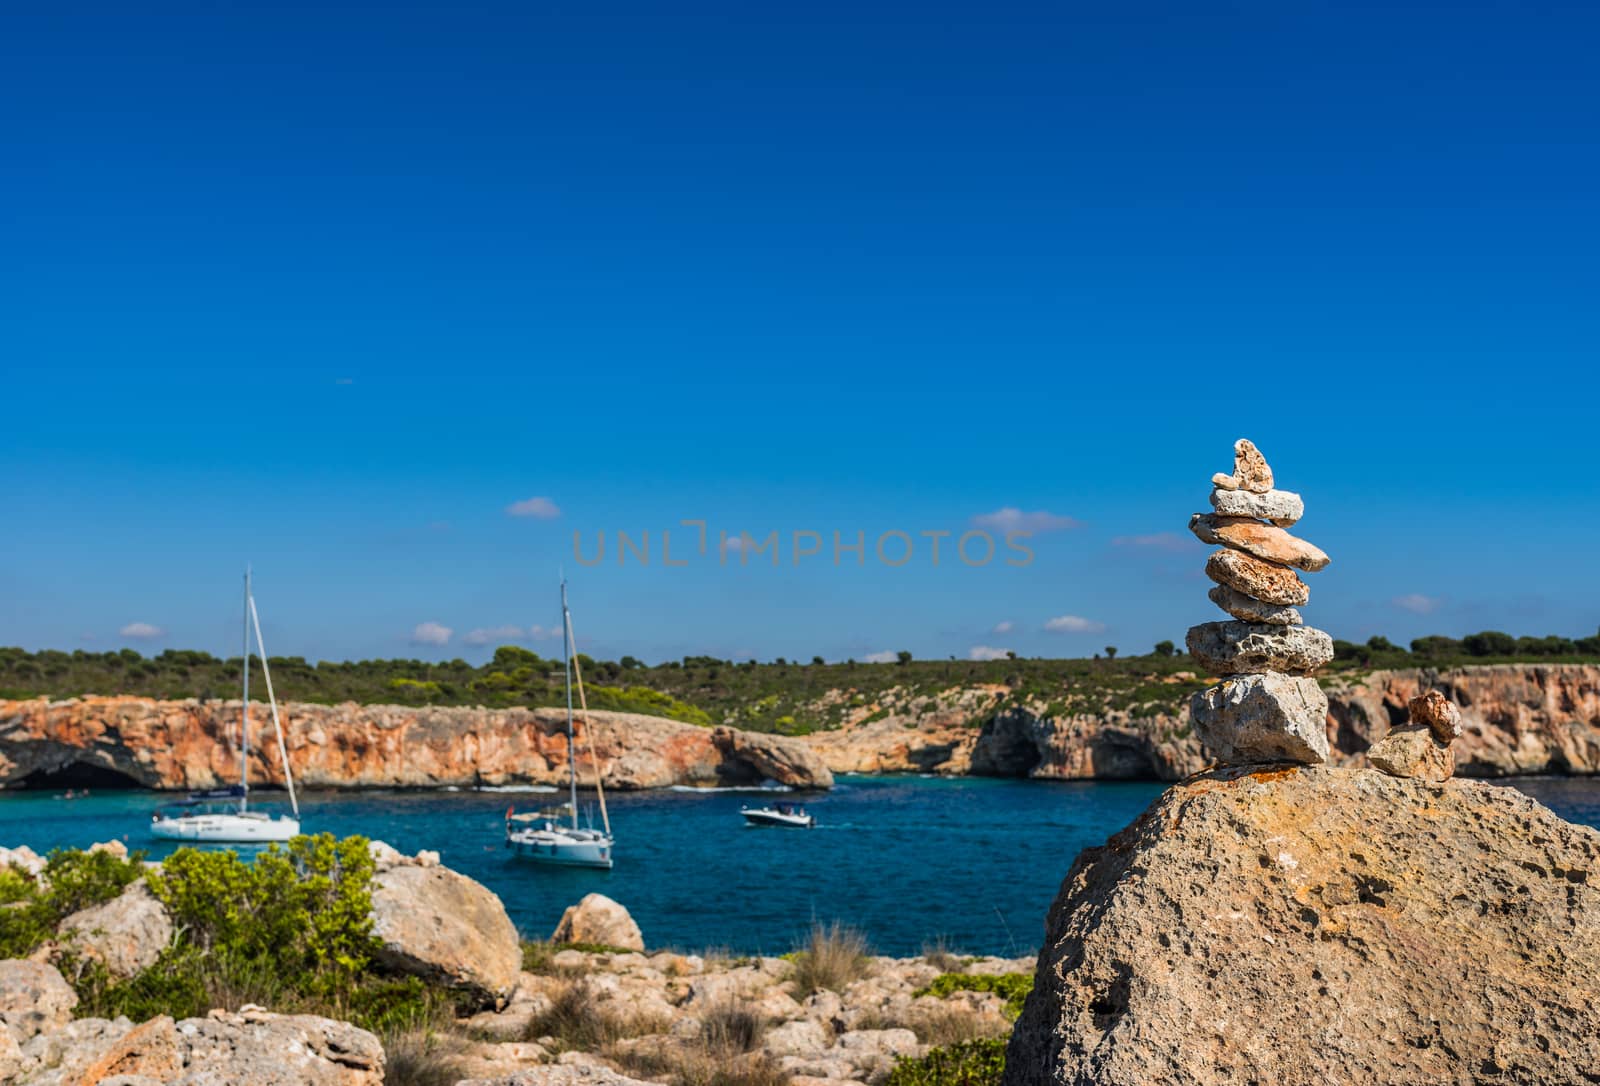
[
  {"x1": 1208, "y1": 487, "x2": 1304, "y2": 526},
  {"x1": 1186, "y1": 621, "x2": 1333, "y2": 675},
  {"x1": 1207, "y1": 585, "x2": 1302, "y2": 626},
  {"x1": 1190, "y1": 673, "x2": 1330, "y2": 765}
]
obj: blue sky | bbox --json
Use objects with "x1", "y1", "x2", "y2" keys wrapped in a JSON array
[{"x1": 3, "y1": 1, "x2": 1597, "y2": 665}]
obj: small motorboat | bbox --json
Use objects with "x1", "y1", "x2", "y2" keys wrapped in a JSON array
[{"x1": 741, "y1": 802, "x2": 815, "y2": 828}]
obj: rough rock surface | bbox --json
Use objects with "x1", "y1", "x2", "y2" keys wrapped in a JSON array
[
  {"x1": 0, "y1": 960, "x2": 76, "y2": 1043},
  {"x1": 1006, "y1": 766, "x2": 1600, "y2": 1086},
  {"x1": 1210, "y1": 438, "x2": 1274, "y2": 493},
  {"x1": 1203, "y1": 549, "x2": 1309, "y2": 605},
  {"x1": 1208, "y1": 486, "x2": 1303, "y2": 525},
  {"x1": 1187, "y1": 514, "x2": 1330, "y2": 572},
  {"x1": 1206, "y1": 584, "x2": 1301, "y2": 625},
  {"x1": 0, "y1": 696, "x2": 832, "y2": 791},
  {"x1": 370, "y1": 861, "x2": 521, "y2": 1006},
  {"x1": 552, "y1": 893, "x2": 646, "y2": 951},
  {"x1": 1366, "y1": 723, "x2": 1454, "y2": 782},
  {"x1": 1190, "y1": 673, "x2": 1330, "y2": 764},
  {"x1": 456, "y1": 1067, "x2": 660, "y2": 1086},
  {"x1": 1185, "y1": 621, "x2": 1334, "y2": 675},
  {"x1": 1410, "y1": 688, "x2": 1464, "y2": 742},
  {"x1": 59, "y1": 879, "x2": 173, "y2": 979},
  {"x1": 9, "y1": 1007, "x2": 385, "y2": 1085}
]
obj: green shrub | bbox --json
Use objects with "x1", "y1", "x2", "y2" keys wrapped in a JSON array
[
  {"x1": 887, "y1": 1038, "x2": 1008, "y2": 1086},
  {"x1": 0, "y1": 847, "x2": 146, "y2": 959},
  {"x1": 916, "y1": 973, "x2": 1033, "y2": 1020}
]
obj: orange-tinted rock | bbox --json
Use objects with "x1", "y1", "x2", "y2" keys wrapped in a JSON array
[
  {"x1": 1210, "y1": 438, "x2": 1274, "y2": 493},
  {"x1": 1408, "y1": 689, "x2": 1463, "y2": 743},
  {"x1": 1203, "y1": 549, "x2": 1310, "y2": 606},
  {"x1": 1189, "y1": 514, "x2": 1330, "y2": 573}
]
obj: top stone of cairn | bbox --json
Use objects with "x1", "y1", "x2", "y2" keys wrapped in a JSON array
[{"x1": 1211, "y1": 438, "x2": 1274, "y2": 493}]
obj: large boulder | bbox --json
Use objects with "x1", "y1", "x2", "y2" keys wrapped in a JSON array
[
  {"x1": 0, "y1": 960, "x2": 76, "y2": 1043},
  {"x1": 1006, "y1": 766, "x2": 1600, "y2": 1086},
  {"x1": 370, "y1": 860, "x2": 521, "y2": 1007},
  {"x1": 552, "y1": 893, "x2": 645, "y2": 951},
  {"x1": 10, "y1": 1007, "x2": 384, "y2": 1084},
  {"x1": 58, "y1": 879, "x2": 173, "y2": 979},
  {"x1": 711, "y1": 726, "x2": 834, "y2": 789}
]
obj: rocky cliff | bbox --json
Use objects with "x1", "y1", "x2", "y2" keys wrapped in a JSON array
[
  {"x1": 1004, "y1": 765, "x2": 1600, "y2": 1086},
  {"x1": 801, "y1": 664, "x2": 1600, "y2": 780},
  {"x1": 0, "y1": 696, "x2": 833, "y2": 791}
]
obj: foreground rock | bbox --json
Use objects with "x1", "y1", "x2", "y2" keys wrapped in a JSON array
[
  {"x1": 1209, "y1": 487, "x2": 1303, "y2": 525},
  {"x1": 1203, "y1": 549, "x2": 1309, "y2": 606},
  {"x1": 1006, "y1": 766, "x2": 1600, "y2": 1086},
  {"x1": 9, "y1": 1006, "x2": 384, "y2": 1084},
  {"x1": 59, "y1": 879, "x2": 173, "y2": 979},
  {"x1": 1205, "y1": 584, "x2": 1301, "y2": 625},
  {"x1": 1185, "y1": 621, "x2": 1334, "y2": 675},
  {"x1": 552, "y1": 893, "x2": 646, "y2": 951},
  {"x1": 1188, "y1": 515, "x2": 1329, "y2": 571},
  {"x1": 0, "y1": 697, "x2": 833, "y2": 791},
  {"x1": 0, "y1": 960, "x2": 75, "y2": 1044},
  {"x1": 1366, "y1": 690, "x2": 1462, "y2": 783},
  {"x1": 370, "y1": 852, "x2": 521, "y2": 1007}
]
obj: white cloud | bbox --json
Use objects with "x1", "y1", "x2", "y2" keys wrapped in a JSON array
[
  {"x1": 1045, "y1": 615, "x2": 1107, "y2": 634},
  {"x1": 992, "y1": 620, "x2": 1014, "y2": 634},
  {"x1": 720, "y1": 535, "x2": 747, "y2": 554},
  {"x1": 970, "y1": 508, "x2": 1081, "y2": 534},
  {"x1": 864, "y1": 651, "x2": 899, "y2": 664},
  {"x1": 506, "y1": 496, "x2": 561, "y2": 519},
  {"x1": 119, "y1": 622, "x2": 164, "y2": 640},
  {"x1": 968, "y1": 645, "x2": 1012, "y2": 661},
  {"x1": 464, "y1": 624, "x2": 525, "y2": 646},
  {"x1": 1111, "y1": 532, "x2": 1199, "y2": 552},
  {"x1": 410, "y1": 621, "x2": 453, "y2": 646},
  {"x1": 1392, "y1": 593, "x2": 1444, "y2": 615}
]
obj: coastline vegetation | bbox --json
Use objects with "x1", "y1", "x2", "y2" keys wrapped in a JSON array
[{"x1": 2, "y1": 628, "x2": 1596, "y2": 736}]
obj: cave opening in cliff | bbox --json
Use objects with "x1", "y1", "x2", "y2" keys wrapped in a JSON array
[{"x1": 15, "y1": 762, "x2": 145, "y2": 790}]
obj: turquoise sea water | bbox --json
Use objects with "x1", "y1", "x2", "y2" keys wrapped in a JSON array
[{"x1": 2, "y1": 774, "x2": 1595, "y2": 957}]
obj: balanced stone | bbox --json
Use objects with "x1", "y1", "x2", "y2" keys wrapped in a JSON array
[
  {"x1": 1367, "y1": 723, "x2": 1454, "y2": 782},
  {"x1": 1190, "y1": 672, "x2": 1330, "y2": 764},
  {"x1": 1209, "y1": 487, "x2": 1304, "y2": 526},
  {"x1": 1207, "y1": 584, "x2": 1301, "y2": 625},
  {"x1": 1210, "y1": 438, "x2": 1274, "y2": 493},
  {"x1": 1189, "y1": 514, "x2": 1330, "y2": 572},
  {"x1": 1186, "y1": 620, "x2": 1334, "y2": 674},
  {"x1": 1409, "y1": 689, "x2": 1463, "y2": 743},
  {"x1": 1204, "y1": 549, "x2": 1309, "y2": 606}
]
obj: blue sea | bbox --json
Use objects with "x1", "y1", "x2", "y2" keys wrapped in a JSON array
[{"x1": 2, "y1": 774, "x2": 1595, "y2": 957}]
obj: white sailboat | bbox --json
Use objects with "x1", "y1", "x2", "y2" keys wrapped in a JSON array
[
  {"x1": 506, "y1": 579, "x2": 613, "y2": 868},
  {"x1": 151, "y1": 568, "x2": 301, "y2": 842}
]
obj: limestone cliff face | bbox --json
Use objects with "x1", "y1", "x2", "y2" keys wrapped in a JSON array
[
  {"x1": 0, "y1": 697, "x2": 833, "y2": 791},
  {"x1": 801, "y1": 664, "x2": 1600, "y2": 781}
]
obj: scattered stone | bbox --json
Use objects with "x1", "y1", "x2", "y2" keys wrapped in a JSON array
[
  {"x1": 1206, "y1": 585, "x2": 1301, "y2": 626},
  {"x1": 1190, "y1": 673, "x2": 1331, "y2": 764},
  {"x1": 1186, "y1": 621, "x2": 1334, "y2": 675},
  {"x1": 0, "y1": 960, "x2": 76, "y2": 1044},
  {"x1": 1204, "y1": 549, "x2": 1309, "y2": 606},
  {"x1": 1208, "y1": 487, "x2": 1304, "y2": 526},
  {"x1": 370, "y1": 862, "x2": 521, "y2": 1008},
  {"x1": 1210, "y1": 438, "x2": 1274, "y2": 493},
  {"x1": 552, "y1": 893, "x2": 645, "y2": 952},
  {"x1": 59, "y1": 880, "x2": 173, "y2": 979},
  {"x1": 764, "y1": 1018, "x2": 831, "y2": 1058},
  {"x1": 458, "y1": 1066, "x2": 659, "y2": 1086},
  {"x1": 1367, "y1": 724, "x2": 1455, "y2": 782},
  {"x1": 0, "y1": 846, "x2": 44, "y2": 879},
  {"x1": 1409, "y1": 689, "x2": 1464, "y2": 743},
  {"x1": 1188, "y1": 514, "x2": 1330, "y2": 572},
  {"x1": 1005, "y1": 766, "x2": 1600, "y2": 1086}
]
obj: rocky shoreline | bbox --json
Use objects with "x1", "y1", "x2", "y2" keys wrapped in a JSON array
[{"x1": 4, "y1": 661, "x2": 1599, "y2": 792}]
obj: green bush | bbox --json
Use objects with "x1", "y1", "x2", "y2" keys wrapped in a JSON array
[
  {"x1": 0, "y1": 847, "x2": 146, "y2": 959},
  {"x1": 887, "y1": 1038, "x2": 1008, "y2": 1086},
  {"x1": 916, "y1": 973, "x2": 1033, "y2": 1019}
]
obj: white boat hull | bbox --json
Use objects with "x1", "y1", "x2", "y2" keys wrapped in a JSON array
[
  {"x1": 742, "y1": 809, "x2": 814, "y2": 828},
  {"x1": 507, "y1": 828, "x2": 613, "y2": 868},
  {"x1": 151, "y1": 813, "x2": 301, "y2": 843}
]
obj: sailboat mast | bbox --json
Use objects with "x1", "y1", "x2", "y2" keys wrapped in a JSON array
[
  {"x1": 240, "y1": 565, "x2": 251, "y2": 813},
  {"x1": 561, "y1": 578, "x2": 578, "y2": 831}
]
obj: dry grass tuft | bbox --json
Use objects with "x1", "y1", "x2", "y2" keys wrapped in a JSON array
[
  {"x1": 381, "y1": 1026, "x2": 474, "y2": 1086},
  {"x1": 525, "y1": 978, "x2": 668, "y2": 1051},
  {"x1": 920, "y1": 938, "x2": 966, "y2": 974},
  {"x1": 905, "y1": 1003, "x2": 1009, "y2": 1047},
  {"x1": 790, "y1": 922, "x2": 871, "y2": 995}
]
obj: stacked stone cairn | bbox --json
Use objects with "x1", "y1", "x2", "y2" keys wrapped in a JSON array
[
  {"x1": 1187, "y1": 439, "x2": 1335, "y2": 765},
  {"x1": 1366, "y1": 689, "x2": 1463, "y2": 782}
]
